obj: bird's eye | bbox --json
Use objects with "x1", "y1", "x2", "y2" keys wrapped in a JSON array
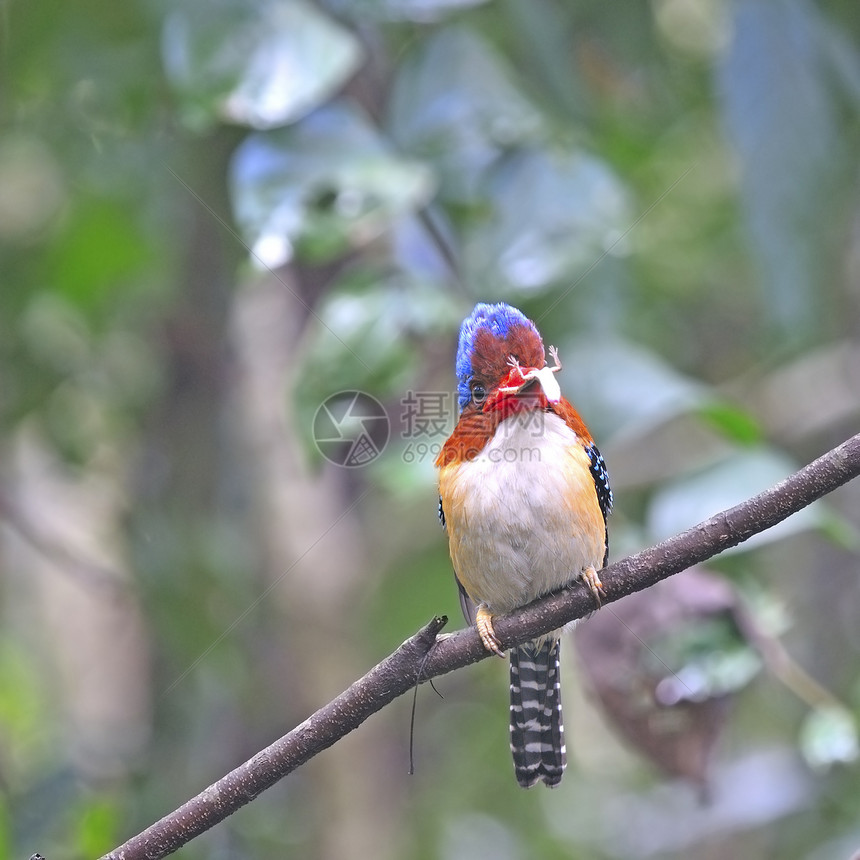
[{"x1": 471, "y1": 382, "x2": 487, "y2": 405}]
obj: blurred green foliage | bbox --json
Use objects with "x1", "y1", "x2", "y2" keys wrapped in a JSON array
[{"x1": 2, "y1": 0, "x2": 860, "y2": 858}]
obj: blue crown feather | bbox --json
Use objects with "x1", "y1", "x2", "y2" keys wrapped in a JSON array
[{"x1": 455, "y1": 302, "x2": 539, "y2": 410}]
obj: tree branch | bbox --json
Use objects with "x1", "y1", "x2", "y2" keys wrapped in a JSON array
[
  {"x1": 0, "y1": 488, "x2": 128, "y2": 598},
  {"x1": 99, "y1": 432, "x2": 860, "y2": 860}
]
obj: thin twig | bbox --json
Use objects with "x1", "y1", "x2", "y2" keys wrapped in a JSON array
[{"x1": 0, "y1": 488, "x2": 127, "y2": 598}]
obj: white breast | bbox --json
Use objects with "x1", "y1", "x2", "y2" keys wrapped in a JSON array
[{"x1": 439, "y1": 411, "x2": 605, "y2": 613}]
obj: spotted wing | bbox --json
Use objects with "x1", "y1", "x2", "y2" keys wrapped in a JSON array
[{"x1": 584, "y1": 441, "x2": 612, "y2": 566}]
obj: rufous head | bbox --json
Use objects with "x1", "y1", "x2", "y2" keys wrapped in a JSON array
[{"x1": 455, "y1": 303, "x2": 561, "y2": 417}]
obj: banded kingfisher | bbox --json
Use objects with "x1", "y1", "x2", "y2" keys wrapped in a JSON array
[{"x1": 436, "y1": 302, "x2": 612, "y2": 788}]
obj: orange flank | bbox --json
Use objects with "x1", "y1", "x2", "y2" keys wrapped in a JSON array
[{"x1": 550, "y1": 398, "x2": 594, "y2": 448}]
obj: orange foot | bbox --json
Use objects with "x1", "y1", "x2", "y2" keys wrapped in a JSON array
[
  {"x1": 581, "y1": 565, "x2": 605, "y2": 607},
  {"x1": 476, "y1": 604, "x2": 505, "y2": 658}
]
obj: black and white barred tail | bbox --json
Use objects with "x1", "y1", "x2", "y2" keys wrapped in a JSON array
[{"x1": 509, "y1": 638, "x2": 566, "y2": 788}]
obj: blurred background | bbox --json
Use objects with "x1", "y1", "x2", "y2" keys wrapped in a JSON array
[{"x1": 2, "y1": 0, "x2": 860, "y2": 857}]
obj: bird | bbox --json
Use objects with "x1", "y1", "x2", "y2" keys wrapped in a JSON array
[{"x1": 436, "y1": 302, "x2": 612, "y2": 788}]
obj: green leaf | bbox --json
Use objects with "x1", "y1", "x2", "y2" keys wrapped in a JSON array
[
  {"x1": 387, "y1": 27, "x2": 544, "y2": 201},
  {"x1": 647, "y1": 449, "x2": 824, "y2": 550},
  {"x1": 465, "y1": 147, "x2": 632, "y2": 293},
  {"x1": 648, "y1": 615, "x2": 762, "y2": 704},
  {"x1": 329, "y1": 0, "x2": 491, "y2": 23},
  {"x1": 46, "y1": 197, "x2": 152, "y2": 318},
  {"x1": 230, "y1": 100, "x2": 435, "y2": 268},
  {"x1": 291, "y1": 273, "x2": 461, "y2": 461},
  {"x1": 74, "y1": 795, "x2": 121, "y2": 858},
  {"x1": 558, "y1": 338, "x2": 707, "y2": 439},
  {"x1": 698, "y1": 401, "x2": 763, "y2": 446},
  {"x1": 162, "y1": 0, "x2": 363, "y2": 130},
  {"x1": 0, "y1": 800, "x2": 9, "y2": 860},
  {"x1": 800, "y1": 706, "x2": 859, "y2": 770},
  {"x1": 0, "y1": 637, "x2": 49, "y2": 766},
  {"x1": 816, "y1": 508, "x2": 860, "y2": 552},
  {"x1": 716, "y1": 0, "x2": 855, "y2": 337},
  {"x1": 0, "y1": 135, "x2": 66, "y2": 243}
]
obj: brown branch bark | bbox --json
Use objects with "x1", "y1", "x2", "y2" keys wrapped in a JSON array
[{"x1": 99, "y1": 431, "x2": 860, "y2": 860}]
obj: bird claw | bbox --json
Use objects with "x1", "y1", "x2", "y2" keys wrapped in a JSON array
[
  {"x1": 581, "y1": 566, "x2": 605, "y2": 607},
  {"x1": 476, "y1": 605, "x2": 505, "y2": 658}
]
